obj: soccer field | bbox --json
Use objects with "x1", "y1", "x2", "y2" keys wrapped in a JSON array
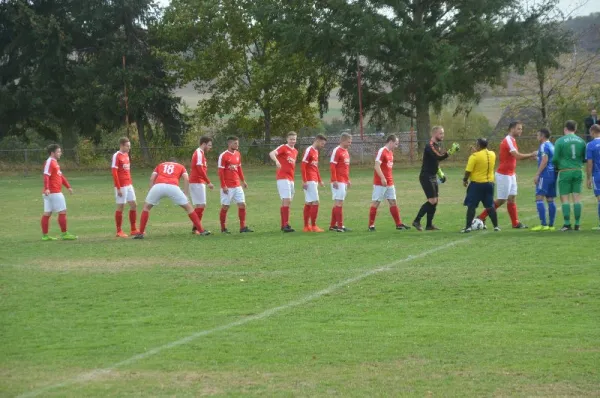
[{"x1": 1, "y1": 164, "x2": 599, "y2": 397}]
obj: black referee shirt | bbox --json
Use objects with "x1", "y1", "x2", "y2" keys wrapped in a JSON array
[{"x1": 420, "y1": 139, "x2": 449, "y2": 176}]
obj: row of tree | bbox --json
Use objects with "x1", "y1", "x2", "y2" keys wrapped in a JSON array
[{"x1": 0, "y1": 0, "x2": 588, "y2": 152}]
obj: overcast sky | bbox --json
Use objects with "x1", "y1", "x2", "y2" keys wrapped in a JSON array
[{"x1": 156, "y1": 0, "x2": 600, "y2": 17}]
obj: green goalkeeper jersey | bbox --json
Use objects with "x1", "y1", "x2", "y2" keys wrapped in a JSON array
[{"x1": 553, "y1": 134, "x2": 586, "y2": 170}]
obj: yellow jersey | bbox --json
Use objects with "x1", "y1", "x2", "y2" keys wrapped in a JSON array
[{"x1": 466, "y1": 149, "x2": 496, "y2": 183}]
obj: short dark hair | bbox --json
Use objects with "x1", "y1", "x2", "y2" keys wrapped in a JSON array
[
  {"x1": 199, "y1": 136, "x2": 212, "y2": 146},
  {"x1": 47, "y1": 144, "x2": 61, "y2": 155},
  {"x1": 315, "y1": 134, "x2": 327, "y2": 141},
  {"x1": 508, "y1": 121, "x2": 522, "y2": 130},
  {"x1": 477, "y1": 138, "x2": 488, "y2": 149},
  {"x1": 386, "y1": 134, "x2": 398, "y2": 143},
  {"x1": 590, "y1": 124, "x2": 600, "y2": 134},
  {"x1": 227, "y1": 136, "x2": 239, "y2": 142},
  {"x1": 119, "y1": 137, "x2": 130, "y2": 146},
  {"x1": 538, "y1": 128, "x2": 551, "y2": 139},
  {"x1": 564, "y1": 120, "x2": 577, "y2": 132}
]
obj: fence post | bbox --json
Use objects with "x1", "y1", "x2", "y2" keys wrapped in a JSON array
[{"x1": 24, "y1": 148, "x2": 29, "y2": 177}]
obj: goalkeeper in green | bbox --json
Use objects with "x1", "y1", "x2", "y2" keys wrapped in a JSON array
[{"x1": 553, "y1": 120, "x2": 587, "y2": 231}]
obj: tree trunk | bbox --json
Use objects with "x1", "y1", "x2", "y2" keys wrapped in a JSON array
[
  {"x1": 263, "y1": 108, "x2": 271, "y2": 164},
  {"x1": 61, "y1": 123, "x2": 79, "y2": 164},
  {"x1": 415, "y1": 92, "x2": 430, "y2": 149},
  {"x1": 136, "y1": 117, "x2": 152, "y2": 165},
  {"x1": 536, "y1": 63, "x2": 548, "y2": 126}
]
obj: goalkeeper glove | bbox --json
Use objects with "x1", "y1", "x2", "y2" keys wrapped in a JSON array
[
  {"x1": 436, "y1": 168, "x2": 446, "y2": 183},
  {"x1": 448, "y1": 142, "x2": 460, "y2": 155}
]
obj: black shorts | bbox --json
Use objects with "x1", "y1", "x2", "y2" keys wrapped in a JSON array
[
  {"x1": 464, "y1": 182, "x2": 495, "y2": 208},
  {"x1": 419, "y1": 174, "x2": 438, "y2": 199}
]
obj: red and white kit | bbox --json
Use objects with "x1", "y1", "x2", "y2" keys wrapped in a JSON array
[
  {"x1": 274, "y1": 144, "x2": 298, "y2": 199},
  {"x1": 330, "y1": 146, "x2": 351, "y2": 200},
  {"x1": 372, "y1": 146, "x2": 396, "y2": 201},
  {"x1": 496, "y1": 135, "x2": 518, "y2": 199},
  {"x1": 302, "y1": 146, "x2": 322, "y2": 202},
  {"x1": 112, "y1": 151, "x2": 136, "y2": 204},
  {"x1": 189, "y1": 148, "x2": 211, "y2": 205},
  {"x1": 218, "y1": 150, "x2": 246, "y2": 205},
  {"x1": 43, "y1": 157, "x2": 70, "y2": 212},
  {"x1": 145, "y1": 162, "x2": 189, "y2": 206}
]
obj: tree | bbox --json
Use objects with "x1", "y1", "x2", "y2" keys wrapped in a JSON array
[
  {"x1": 284, "y1": 0, "x2": 554, "y2": 144},
  {"x1": 158, "y1": 0, "x2": 336, "y2": 149}
]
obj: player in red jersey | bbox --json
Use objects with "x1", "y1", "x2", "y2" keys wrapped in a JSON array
[
  {"x1": 111, "y1": 137, "x2": 139, "y2": 237},
  {"x1": 40, "y1": 144, "x2": 77, "y2": 241},
  {"x1": 368, "y1": 135, "x2": 410, "y2": 231},
  {"x1": 477, "y1": 122, "x2": 536, "y2": 228},
  {"x1": 301, "y1": 134, "x2": 327, "y2": 232},
  {"x1": 269, "y1": 131, "x2": 299, "y2": 232},
  {"x1": 329, "y1": 133, "x2": 352, "y2": 232},
  {"x1": 218, "y1": 136, "x2": 254, "y2": 233},
  {"x1": 133, "y1": 160, "x2": 204, "y2": 239},
  {"x1": 189, "y1": 136, "x2": 214, "y2": 235}
]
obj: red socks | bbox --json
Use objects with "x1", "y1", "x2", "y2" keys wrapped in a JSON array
[
  {"x1": 507, "y1": 202, "x2": 519, "y2": 227},
  {"x1": 41, "y1": 215, "x2": 50, "y2": 235},
  {"x1": 332, "y1": 206, "x2": 343, "y2": 228},
  {"x1": 194, "y1": 208, "x2": 205, "y2": 231},
  {"x1": 129, "y1": 210, "x2": 137, "y2": 231},
  {"x1": 58, "y1": 214, "x2": 67, "y2": 233},
  {"x1": 369, "y1": 206, "x2": 377, "y2": 227},
  {"x1": 304, "y1": 204, "x2": 311, "y2": 227},
  {"x1": 115, "y1": 210, "x2": 123, "y2": 232},
  {"x1": 140, "y1": 210, "x2": 149, "y2": 234},
  {"x1": 239, "y1": 208, "x2": 247, "y2": 229},
  {"x1": 330, "y1": 207, "x2": 337, "y2": 228},
  {"x1": 310, "y1": 204, "x2": 319, "y2": 226},
  {"x1": 478, "y1": 200, "x2": 501, "y2": 221},
  {"x1": 280, "y1": 206, "x2": 290, "y2": 227},
  {"x1": 188, "y1": 212, "x2": 203, "y2": 231},
  {"x1": 390, "y1": 206, "x2": 401, "y2": 225},
  {"x1": 220, "y1": 208, "x2": 228, "y2": 230}
]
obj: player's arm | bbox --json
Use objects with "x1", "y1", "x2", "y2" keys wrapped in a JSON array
[
  {"x1": 61, "y1": 175, "x2": 73, "y2": 194},
  {"x1": 238, "y1": 165, "x2": 247, "y2": 188},
  {"x1": 463, "y1": 155, "x2": 475, "y2": 186},
  {"x1": 587, "y1": 159, "x2": 593, "y2": 188},
  {"x1": 182, "y1": 172, "x2": 190, "y2": 197},
  {"x1": 269, "y1": 147, "x2": 282, "y2": 168},
  {"x1": 374, "y1": 160, "x2": 387, "y2": 186},
  {"x1": 149, "y1": 172, "x2": 158, "y2": 188},
  {"x1": 426, "y1": 142, "x2": 450, "y2": 161},
  {"x1": 552, "y1": 143, "x2": 561, "y2": 169},
  {"x1": 111, "y1": 154, "x2": 121, "y2": 190},
  {"x1": 507, "y1": 139, "x2": 535, "y2": 160},
  {"x1": 301, "y1": 161, "x2": 308, "y2": 184},
  {"x1": 534, "y1": 153, "x2": 548, "y2": 184}
]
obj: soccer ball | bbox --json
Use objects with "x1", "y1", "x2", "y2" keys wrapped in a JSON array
[{"x1": 471, "y1": 218, "x2": 485, "y2": 231}]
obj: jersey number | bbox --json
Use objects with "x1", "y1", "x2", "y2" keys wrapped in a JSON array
[
  {"x1": 162, "y1": 164, "x2": 175, "y2": 174},
  {"x1": 570, "y1": 144, "x2": 576, "y2": 160}
]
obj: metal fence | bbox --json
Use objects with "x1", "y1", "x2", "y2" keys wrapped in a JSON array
[{"x1": 0, "y1": 135, "x2": 551, "y2": 175}]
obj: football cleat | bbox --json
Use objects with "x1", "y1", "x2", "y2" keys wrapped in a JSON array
[
  {"x1": 221, "y1": 228, "x2": 231, "y2": 234},
  {"x1": 592, "y1": 226, "x2": 600, "y2": 231},
  {"x1": 547, "y1": 226, "x2": 556, "y2": 231},
  {"x1": 41, "y1": 235, "x2": 58, "y2": 241},
  {"x1": 192, "y1": 226, "x2": 197, "y2": 233},
  {"x1": 130, "y1": 229, "x2": 141, "y2": 235},
  {"x1": 61, "y1": 232, "x2": 78, "y2": 240},
  {"x1": 425, "y1": 225, "x2": 441, "y2": 231},
  {"x1": 337, "y1": 226, "x2": 352, "y2": 232},
  {"x1": 460, "y1": 227, "x2": 472, "y2": 233},
  {"x1": 512, "y1": 222, "x2": 528, "y2": 229},
  {"x1": 194, "y1": 230, "x2": 211, "y2": 236},
  {"x1": 281, "y1": 225, "x2": 295, "y2": 233},
  {"x1": 574, "y1": 225, "x2": 581, "y2": 231},
  {"x1": 368, "y1": 226, "x2": 376, "y2": 232},
  {"x1": 494, "y1": 227, "x2": 501, "y2": 232},
  {"x1": 240, "y1": 226, "x2": 254, "y2": 233},
  {"x1": 412, "y1": 221, "x2": 423, "y2": 231},
  {"x1": 396, "y1": 224, "x2": 410, "y2": 230},
  {"x1": 559, "y1": 225, "x2": 572, "y2": 232},
  {"x1": 303, "y1": 226, "x2": 313, "y2": 232},
  {"x1": 116, "y1": 231, "x2": 129, "y2": 238},
  {"x1": 329, "y1": 226, "x2": 339, "y2": 232},
  {"x1": 531, "y1": 225, "x2": 548, "y2": 232},
  {"x1": 311, "y1": 226, "x2": 325, "y2": 233},
  {"x1": 133, "y1": 233, "x2": 145, "y2": 239}
]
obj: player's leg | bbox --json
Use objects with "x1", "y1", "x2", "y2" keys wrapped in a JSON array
[
  {"x1": 330, "y1": 184, "x2": 347, "y2": 231},
  {"x1": 219, "y1": 188, "x2": 231, "y2": 233},
  {"x1": 425, "y1": 196, "x2": 440, "y2": 230},
  {"x1": 52, "y1": 193, "x2": 76, "y2": 240},
  {"x1": 557, "y1": 171, "x2": 573, "y2": 231},
  {"x1": 369, "y1": 186, "x2": 383, "y2": 230},
  {"x1": 303, "y1": 182, "x2": 313, "y2": 231},
  {"x1": 572, "y1": 171, "x2": 583, "y2": 230},
  {"x1": 179, "y1": 202, "x2": 204, "y2": 234},
  {"x1": 386, "y1": 186, "x2": 407, "y2": 229},
  {"x1": 506, "y1": 175, "x2": 526, "y2": 228},
  {"x1": 126, "y1": 186, "x2": 138, "y2": 234},
  {"x1": 190, "y1": 183, "x2": 207, "y2": 233},
  {"x1": 478, "y1": 172, "x2": 505, "y2": 222},
  {"x1": 41, "y1": 194, "x2": 56, "y2": 240},
  {"x1": 330, "y1": 183, "x2": 338, "y2": 230},
  {"x1": 461, "y1": 183, "x2": 477, "y2": 232},
  {"x1": 234, "y1": 188, "x2": 252, "y2": 233},
  {"x1": 594, "y1": 176, "x2": 600, "y2": 229},
  {"x1": 483, "y1": 183, "x2": 499, "y2": 230},
  {"x1": 135, "y1": 203, "x2": 154, "y2": 238},
  {"x1": 305, "y1": 182, "x2": 321, "y2": 232},
  {"x1": 532, "y1": 183, "x2": 547, "y2": 230},
  {"x1": 278, "y1": 180, "x2": 294, "y2": 232},
  {"x1": 115, "y1": 187, "x2": 126, "y2": 236},
  {"x1": 413, "y1": 175, "x2": 435, "y2": 231}
]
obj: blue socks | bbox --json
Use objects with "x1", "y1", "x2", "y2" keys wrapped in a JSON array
[
  {"x1": 597, "y1": 201, "x2": 600, "y2": 224},
  {"x1": 548, "y1": 201, "x2": 556, "y2": 227},
  {"x1": 536, "y1": 200, "x2": 547, "y2": 226}
]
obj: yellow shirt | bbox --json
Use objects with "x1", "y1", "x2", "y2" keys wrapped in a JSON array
[{"x1": 466, "y1": 149, "x2": 496, "y2": 183}]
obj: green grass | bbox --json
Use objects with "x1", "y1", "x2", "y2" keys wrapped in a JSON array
[{"x1": 1, "y1": 164, "x2": 599, "y2": 397}]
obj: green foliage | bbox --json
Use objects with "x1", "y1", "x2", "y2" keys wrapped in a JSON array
[{"x1": 430, "y1": 109, "x2": 493, "y2": 141}]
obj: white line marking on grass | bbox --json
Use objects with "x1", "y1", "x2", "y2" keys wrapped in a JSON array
[{"x1": 18, "y1": 235, "x2": 476, "y2": 397}]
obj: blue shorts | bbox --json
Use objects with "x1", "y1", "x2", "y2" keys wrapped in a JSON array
[
  {"x1": 535, "y1": 174, "x2": 556, "y2": 198},
  {"x1": 593, "y1": 174, "x2": 600, "y2": 196},
  {"x1": 464, "y1": 182, "x2": 494, "y2": 208}
]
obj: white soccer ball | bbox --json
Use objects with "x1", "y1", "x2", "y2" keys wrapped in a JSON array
[{"x1": 471, "y1": 218, "x2": 484, "y2": 231}]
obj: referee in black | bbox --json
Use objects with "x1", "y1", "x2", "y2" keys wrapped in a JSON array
[
  {"x1": 412, "y1": 126, "x2": 459, "y2": 231},
  {"x1": 462, "y1": 138, "x2": 499, "y2": 232}
]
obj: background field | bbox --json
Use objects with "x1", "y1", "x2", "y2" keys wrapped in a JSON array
[{"x1": 1, "y1": 164, "x2": 599, "y2": 397}]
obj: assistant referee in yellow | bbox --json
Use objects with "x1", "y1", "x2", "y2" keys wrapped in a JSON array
[{"x1": 462, "y1": 138, "x2": 499, "y2": 232}]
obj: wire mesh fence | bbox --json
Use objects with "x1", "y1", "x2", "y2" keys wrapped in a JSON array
[{"x1": 0, "y1": 133, "x2": 557, "y2": 175}]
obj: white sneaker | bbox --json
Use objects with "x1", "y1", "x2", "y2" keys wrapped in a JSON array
[
  {"x1": 494, "y1": 227, "x2": 501, "y2": 232},
  {"x1": 460, "y1": 227, "x2": 472, "y2": 233}
]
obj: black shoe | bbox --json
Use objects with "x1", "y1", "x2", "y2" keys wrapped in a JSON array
[
  {"x1": 221, "y1": 228, "x2": 231, "y2": 234},
  {"x1": 368, "y1": 226, "x2": 376, "y2": 232},
  {"x1": 199, "y1": 230, "x2": 211, "y2": 236},
  {"x1": 425, "y1": 225, "x2": 441, "y2": 231},
  {"x1": 329, "y1": 226, "x2": 339, "y2": 232},
  {"x1": 133, "y1": 233, "x2": 144, "y2": 239},
  {"x1": 192, "y1": 226, "x2": 197, "y2": 233},
  {"x1": 460, "y1": 227, "x2": 472, "y2": 233},
  {"x1": 240, "y1": 226, "x2": 254, "y2": 233},
  {"x1": 512, "y1": 222, "x2": 528, "y2": 229},
  {"x1": 337, "y1": 226, "x2": 352, "y2": 232},
  {"x1": 574, "y1": 225, "x2": 580, "y2": 231},
  {"x1": 559, "y1": 225, "x2": 572, "y2": 232},
  {"x1": 281, "y1": 225, "x2": 295, "y2": 233},
  {"x1": 396, "y1": 224, "x2": 410, "y2": 230},
  {"x1": 412, "y1": 221, "x2": 423, "y2": 231}
]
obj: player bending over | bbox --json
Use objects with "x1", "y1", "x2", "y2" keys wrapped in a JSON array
[
  {"x1": 133, "y1": 160, "x2": 203, "y2": 239},
  {"x1": 368, "y1": 134, "x2": 410, "y2": 231},
  {"x1": 553, "y1": 120, "x2": 587, "y2": 231},
  {"x1": 461, "y1": 138, "x2": 499, "y2": 233},
  {"x1": 269, "y1": 131, "x2": 298, "y2": 232},
  {"x1": 586, "y1": 124, "x2": 600, "y2": 230},
  {"x1": 301, "y1": 134, "x2": 327, "y2": 232},
  {"x1": 189, "y1": 136, "x2": 214, "y2": 236},
  {"x1": 40, "y1": 144, "x2": 77, "y2": 241},
  {"x1": 112, "y1": 137, "x2": 139, "y2": 237},
  {"x1": 329, "y1": 132, "x2": 352, "y2": 232},
  {"x1": 531, "y1": 128, "x2": 557, "y2": 231},
  {"x1": 218, "y1": 136, "x2": 253, "y2": 233}
]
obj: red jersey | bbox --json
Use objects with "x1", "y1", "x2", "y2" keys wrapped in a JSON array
[
  {"x1": 330, "y1": 146, "x2": 350, "y2": 183},
  {"x1": 218, "y1": 150, "x2": 245, "y2": 188},
  {"x1": 497, "y1": 135, "x2": 518, "y2": 176},
  {"x1": 274, "y1": 144, "x2": 298, "y2": 181},
  {"x1": 373, "y1": 146, "x2": 394, "y2": 186},
  {"x1": 111, "y1": 151, "x2": 132, "y2": 188},
  {"x1": 43, "y1": 157, "x2": 70, "y2": 193},
  {"x1": 153, "y1": 162, "x2": 187, "y2": 186},
  {"x1": 301, "y1": 146, "x2": 322, "y2": 183},
  {"x1": 189, "y1": 148, "x2": 210, "y2": 184}
]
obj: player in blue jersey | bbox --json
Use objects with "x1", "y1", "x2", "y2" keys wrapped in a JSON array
[
  {"x1": 532, "y1": 128, "x2": 557, "y2": 231},
  {"x1": 586, "y1": 124, "x2": 600, "y2": 230}
]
